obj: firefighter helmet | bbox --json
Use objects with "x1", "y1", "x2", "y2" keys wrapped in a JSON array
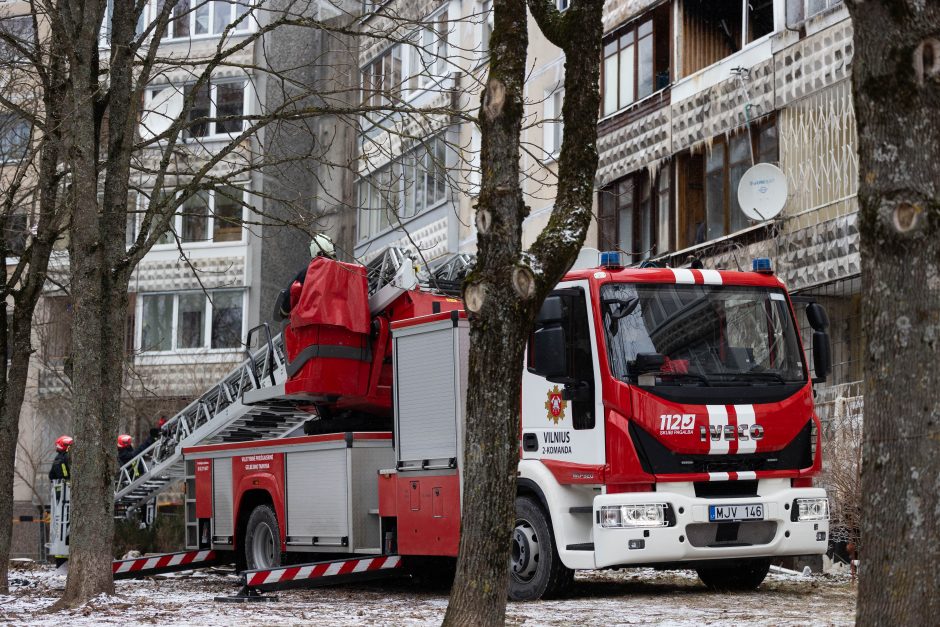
[
  {"x1": 55, "y1": 435, "x2": 73, "y2": 452},
  {"x1": 309, "y1": 233, "x2": 335, "y2": 258},
  {"x1": 117, "y1": 434, "x2": 133, "y2": 449}
]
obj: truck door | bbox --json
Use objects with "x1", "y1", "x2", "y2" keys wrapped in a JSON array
[{"x1": 521, "y1": 281, "x2": 605, "y2": 469}]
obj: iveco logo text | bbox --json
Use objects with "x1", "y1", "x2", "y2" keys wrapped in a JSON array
[{"x1": 700, "y1": 424, "x2": 765, "y2": 442}]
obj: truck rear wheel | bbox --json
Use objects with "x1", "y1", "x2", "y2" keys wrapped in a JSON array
[
  {"x1": 244, "y1": 505, "x2": 282, "y2": 571},
  {"x1": 696, "y1": 558, "x2": 771, "y2": 591},
  {"x1": 508, "y1": 496, "x2": 573, "y2": 601}
]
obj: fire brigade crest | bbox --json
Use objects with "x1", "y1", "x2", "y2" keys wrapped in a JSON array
[{"x1": 544, "y1": 385, "x2": 567, "y2": 424}]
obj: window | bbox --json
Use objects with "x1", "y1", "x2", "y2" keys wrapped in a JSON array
[
  {"x1": 480, "y1": 0, "x2": 494, "y2": 57},
  {"x1": 361, "y1": 46, "x2": 402, "y2": 107},
  {"x1": 543, "y1": 87, "x2": 564, "y2": 158},
  {"x1": 678, "y1": 118, "x2": 778, "y2": 247},
  {"x1": 183, "y1": 80, "x2": 246, "y2": 139},
  {"x1": 527, "y1": 288, "x2": 595, "y2": 430},
  {"x1": 0, "y1": 16, "x2": 35, "y2": 60},
  {"x1": 598, "y1": 165, "x2": 673, "y2": 263},
  {"x1": 358, "y1": 135, "x2": 449, "y2": 240},
  {"x1": 680, "y1": 1, "x2": 775, "y2": 79},
  {"x1": 602, "y1": 6, "x2": 669, "y2": 116},
  {"x1": 3, "y1": 213, "x2": 28, "y2": 256},
  {"x1": 406, "y1": 10, "x2": 450, "y2": 92},
  {"x1": 0, "y1": 114, "x2": 30, "y2": 162},
  {"x1": 42, "y1": 297, "x2": 72, "y2": 363},
  {"x1": 140, "y1": 289, "x2": 244, "y2": 352},
  {"x1": 144, "y1": 186, "x2": 246, "y2": 246},
  {"x1": 160, "y1": 0, "x2": 252, "y2": 40}
]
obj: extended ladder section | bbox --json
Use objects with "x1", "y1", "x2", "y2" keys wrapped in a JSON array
[{"x1": 114, "y1": 330, "x2": 310, "y2": 515}]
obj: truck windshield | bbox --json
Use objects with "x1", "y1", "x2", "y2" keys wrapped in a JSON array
[{"x1": 601, "y1": 283, "x2": 806, "y2": 386}]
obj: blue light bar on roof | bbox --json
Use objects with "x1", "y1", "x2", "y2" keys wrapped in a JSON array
[
  {"x1": 600, "y1": 251, "x2": 623, "y2": 269},
  {"x1": 752, "y1": 257, "x2": 773, "y2": 274}
]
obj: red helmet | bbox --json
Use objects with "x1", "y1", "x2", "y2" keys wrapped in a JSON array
[
  {"x1": 157, "y1": 417, "x2": 167, "y2": 428},
  {"x1": 55, "y1": 435, "x2": 73, "y2": 452},
  {"x1": 117, "y1": 434, "x2": 133, "y2": 449}
]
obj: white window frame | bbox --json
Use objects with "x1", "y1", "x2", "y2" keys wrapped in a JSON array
[
  {"x1": 181, "y1": 79, "x2": 250, "y2": 141},
  {"x1": 136, "y1": 288, "x2": 246, "y2": 355},
  {"x1": 143, "y1": 184, "x2": 249, "y2": 250},
  {"x1": 158, "y1": 0, "x2": 255, "y2": 41},
  {"x1": 543, "y1": 86, "x2": 564, "y2": 160},
  {"x1": 403, "y1": 4, "x2": 451, "y2": 99}
]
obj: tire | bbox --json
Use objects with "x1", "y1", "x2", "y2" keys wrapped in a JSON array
[
  {"x1": 696, "y1": 558, "x2": 771, "y2": 591},
  {"x1": 243, "y1": 505, "x2": 282, "y2": 571},
  {"x1": 508, "y1": 496, "x2": 573, "y2": 601}
]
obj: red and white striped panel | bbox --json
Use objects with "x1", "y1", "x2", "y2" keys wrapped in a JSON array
[
  {"x1": 113, "y1": 549, "x2": 215, "y2": 576},
  {"x1": 704, "y1": 404, "x2": 760, "y2": 482},
  {"x1": 667, "y1": 268, "x2": 723, "y2": 285},
  {"x1": 246, "y1": 555, "x2": 402, "y2": 589}
]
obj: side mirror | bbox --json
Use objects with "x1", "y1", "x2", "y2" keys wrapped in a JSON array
[
  {"x1": 806, "y1": 303, "x2": 829, "y2": 331},
  {"x1": 633, "y1": 352, "x2": 666, "y2": 374},
  {"x1": 537, "y1": 296, "x2": 564, "y2": 325},
  {"x1": 812, "y1": 330, "x2": 831, "y2": 383},
  {"x1": 531, "y1": 326, "x2": 570, "y2": 382}
]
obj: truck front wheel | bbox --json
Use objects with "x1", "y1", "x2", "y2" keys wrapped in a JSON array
[
  {"x1": 244, "y1": 505, "x2": 282, "y2": 571},
  {"x1": 508, "y1": 496, "x2": 573, "y2": 601},
  {"x1": 696, "y1": 557, "x2": 771, "y2": 591}
]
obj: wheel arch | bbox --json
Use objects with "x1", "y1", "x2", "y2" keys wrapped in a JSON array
[{"x1": 235, "y1": 488, "x2": 275, "y2": 569}]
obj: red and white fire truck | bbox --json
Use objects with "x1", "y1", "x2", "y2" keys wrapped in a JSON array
[{"x1": 175, "y1": 249, "x2": 831, "y2": 599}]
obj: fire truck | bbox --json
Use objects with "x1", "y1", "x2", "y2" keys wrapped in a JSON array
[{"x1": 97, "y1": 246, "x2": 832, "y2": 599}]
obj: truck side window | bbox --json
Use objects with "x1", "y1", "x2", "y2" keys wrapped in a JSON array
[{"x1": 529, "y1": 288, "x2": 596, "y2": 430}]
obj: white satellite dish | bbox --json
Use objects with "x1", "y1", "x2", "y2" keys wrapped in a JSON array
[
  {"x1": 139, "y1": 87, "x2": 183, "y2": 140},
  {"x1": 737, "y1": 163, "x2": 788, "y2": 221}
]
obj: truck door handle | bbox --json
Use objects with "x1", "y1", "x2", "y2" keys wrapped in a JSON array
[{"x1": 522, "y1": 433, "x2": 538, "y2": 452}]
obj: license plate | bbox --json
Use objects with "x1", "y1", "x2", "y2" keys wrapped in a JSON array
[{"x1": 709, "y1": 503, "x2": 764, "y2": 522}]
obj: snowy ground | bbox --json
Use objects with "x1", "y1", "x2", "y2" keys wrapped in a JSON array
[{"x1": 1, "y1": 561, "x2": 856, "y2": 626}]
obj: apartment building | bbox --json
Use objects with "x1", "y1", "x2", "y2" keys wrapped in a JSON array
[
  {"x1": 9, "y1": 0, "x2": 359, "y2": 558},
  {"x1": 353, "y1": 0, "x2": 575, "y2": 267}
]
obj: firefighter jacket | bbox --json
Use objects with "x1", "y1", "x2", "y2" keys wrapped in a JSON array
[{"x1": 48, "y1": 451, "x2": 70, "y2": 481}]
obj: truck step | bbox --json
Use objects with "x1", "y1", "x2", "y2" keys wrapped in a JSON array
[
  {"x1": 242, "y1": 555, "x2": 403, "y2": 593},
  {"x1": 113, "y1": 549, "x2": 222, "y2": 580}
]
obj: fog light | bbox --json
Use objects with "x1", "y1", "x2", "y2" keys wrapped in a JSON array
[
  {"x1": 628, "y1": 539, "x2": 645, "y2": 550},
  {"x1": 792, "y1": 498, "x2": 829, "y2": 522},
  {"x1": 600, "y1": 504, "x2": 669, "y2": 528},
  {"x1": 816, "y1": 531, "x2": 827, "y2": 542}
]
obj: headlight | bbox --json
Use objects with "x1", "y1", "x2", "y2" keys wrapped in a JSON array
[
  {"x1": 792, "y1": 497, "x2": 829, "y2": 522},
  {"x1": 600, "y1": 504, "x2": 670, "y2": 528}
]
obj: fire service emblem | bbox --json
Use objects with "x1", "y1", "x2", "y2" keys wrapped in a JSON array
[{"x1": 544, "y1": 385, "x2": 567, "y2": 424}]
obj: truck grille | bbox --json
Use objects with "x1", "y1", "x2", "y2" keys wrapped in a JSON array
[
  {"x1": 686, "y1": 521, "x2": 778, "y2": 548},
  {"x1": 629, "y1": 421, "x2": 812, "y2": 475}
]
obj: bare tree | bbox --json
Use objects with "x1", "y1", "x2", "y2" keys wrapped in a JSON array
[
  {"x1": 846, "y1": 0, "x2": 940, "y2": 624},
  {"x1": 442, "y1": 0, "x2": 604, "y2": 623}
]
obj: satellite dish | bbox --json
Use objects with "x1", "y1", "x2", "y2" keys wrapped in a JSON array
[
  {"x1": 139, "y1": 87, "x2": 183, "y2": 140},
  {"x1": 737, "y1": 163, "x2": 788, "y2": 221}
]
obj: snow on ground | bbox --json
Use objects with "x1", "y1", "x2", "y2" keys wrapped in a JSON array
[{"x1": 1, "y1": 562, "x2": 856, "y2": 626}]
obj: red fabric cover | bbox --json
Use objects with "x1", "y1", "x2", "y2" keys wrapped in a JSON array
[{"x1": 290, "y1": 257, "x2": 370, "y2": 334}]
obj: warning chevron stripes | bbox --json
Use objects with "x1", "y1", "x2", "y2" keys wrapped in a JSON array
[{"x1": 112, "y1": 549, "x2": 218, "y2": 579}]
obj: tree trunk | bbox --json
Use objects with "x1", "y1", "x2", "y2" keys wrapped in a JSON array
[
  {"x1": 443, "y1": 1, "x2": 603, "y2": 623},
  {"x1": 848, "y1": 1, "x2": 940, "y2": 624},
  {"x1": 57, "y1": 0, "x2": 129, "y2": 605}
]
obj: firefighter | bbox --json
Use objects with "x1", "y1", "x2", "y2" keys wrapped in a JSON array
[
  {"x1": 274, "y1": 233, "x2": 336, "y2": 320},
  {"x1": 48, "y1": 436, "x2": 73, "y2": 481},
  {"x1": 117, "y1": 434, "x2": 135, "y2": 468}
]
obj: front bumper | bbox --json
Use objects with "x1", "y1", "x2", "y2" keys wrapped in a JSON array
[{"x1": 592, "y1": 486, "x2": 828, "y2": 568}]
